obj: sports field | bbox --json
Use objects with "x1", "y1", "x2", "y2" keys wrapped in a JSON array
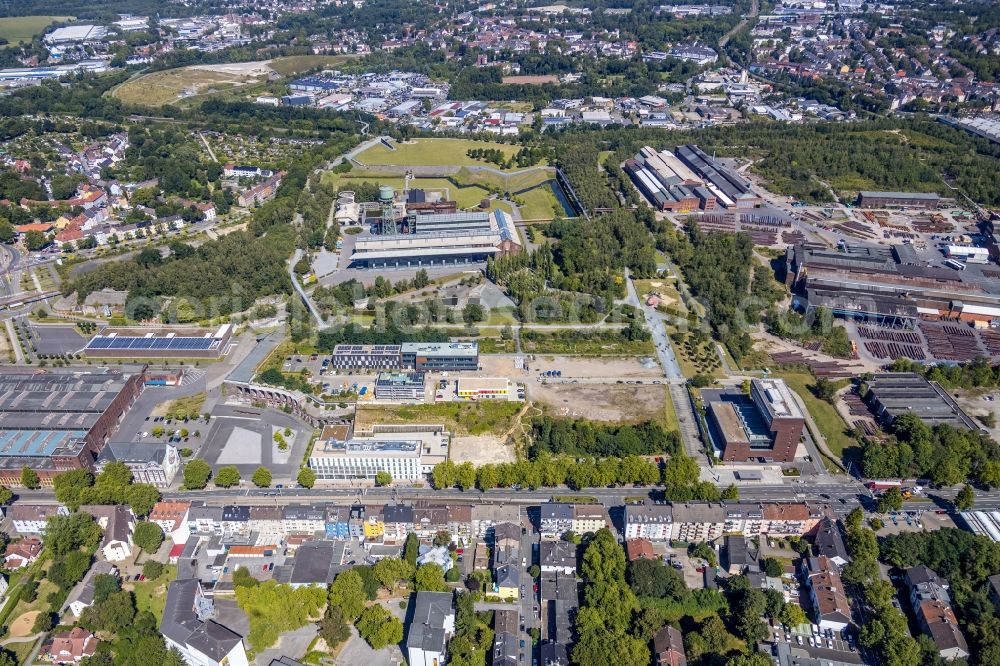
[
  {"x1": 356, "y1": 138, "x2": 524, "y2": 168},
  {"x1": 0, "y1": 16, "x2": 74, "y2": 47}
]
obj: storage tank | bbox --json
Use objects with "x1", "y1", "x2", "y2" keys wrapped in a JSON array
[{"x1": 378, "y1": 186, "x2": 394, "y2": 203}]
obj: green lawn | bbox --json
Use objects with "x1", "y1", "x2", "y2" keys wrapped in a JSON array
[
  {"x1": 132, "y1": 564, "x2": 176, "y2": 622},
  {"x1": 660, "y1": 387, "x2": 681, "y2": 433},
  {"x1": 520, "y1": 331, "x2": 655, "y2": 356},
  {"x1": 0, "y1": 16, "x2": 74, "y2": 47},
  {"x1": 322, "y1": 174, "x2": 493, "y2": 210},
  {"x1": 776, "y1": 372, "x2": 855, "y2": 464},
  {"x1": 357, "y1": 138, "x2": 521, "y2": 168}
]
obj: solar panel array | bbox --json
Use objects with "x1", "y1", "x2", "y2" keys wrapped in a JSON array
[{"x1": 86, "y1": 336, "x2": 219, "y2": 351}]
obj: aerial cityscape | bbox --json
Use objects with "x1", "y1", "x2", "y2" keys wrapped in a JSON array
[{"x1": 0, "y1": 1, "x2": 998, "y2": 666}]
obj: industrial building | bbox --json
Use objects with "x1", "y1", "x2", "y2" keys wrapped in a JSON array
[
  {"x1": 864, "y1": 373, "x2": 980, "y2": 431},
  {"x1": 349, "y1": 208, "x2": 521, "y2": 268},
  {"x1": 402, "y1": 342, "x2": 479, "y2": 371},
  {"x1": 331, "y1": 342, "x2": 479, "y2": 372},
  {"x1": 44, "y1": 25, "x2": 108, "y2": 44},
  {"x1": 705, "y1": 379, "x2": 804, "y2": 462},
  {"x1": 374, "y1": 372, "x2": 426, "y2": 401},
  {"x1": 627, "y1": 144, "x2": 761, "y2": 210},
  {"x1": 856, "y1": 191, "x2": 940, "y2": 210},
  {"x1": 83, "y1": 325, "x2": 233, "y2": 359},
  {"x1": 786, "y1": 242, "x2": 1000, "y2": 325},
  {"x1": 0, "y1": 370, "x2": 145, "y2": 486}
]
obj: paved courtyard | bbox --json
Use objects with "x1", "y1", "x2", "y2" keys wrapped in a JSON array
[{"x1": 200, "y1": 405, "x2": 312, "y2": 482}]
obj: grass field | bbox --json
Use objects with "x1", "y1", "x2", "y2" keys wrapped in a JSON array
[
  {"x1": 322, "y1": 173, "x2": 497, "y2": 210},
  {"x1": 355, "y1": 401, "x2": 522, "y2": 436},
  {"x1": 133, "y1": 564, "x2": 176, "y2": 622},
  {"x1": 112, "y1": 64, "x2": 273, "y2": 107},
  {"x1": 520, "y1": 331, "x2": 655, "y2": 356},
  {"x1": 776, "y1": 372, "x2": 855, "y2": 464},
  {"x1": 357, "y1": 138, "x2": 523, "y2": 168},
  {"x1": 452, "y1": 166, "x2": 553, "y2": 192},
  {"x1": 0, "y1": 16, "x2": 74, "y2": 47}
]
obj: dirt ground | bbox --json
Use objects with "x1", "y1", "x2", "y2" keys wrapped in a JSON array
[
  {"x1": 530, "y1": 383, "x2": 666, "y2": 421},
  {"x1": 8, "y1": 611, "x2": 39, "y2": 637},
  {"x1": 190, "y1": 61, "x2": 273, "y2": 76},
  {"x1": 449, "y1": 434, "x2": 518, "y2": 465},
  {"x1": 480, "y1": 354, "x2": 662, "y2": 380},
  {"x1": 953, "y1": 389, "x2": 999, "y2": 439}
]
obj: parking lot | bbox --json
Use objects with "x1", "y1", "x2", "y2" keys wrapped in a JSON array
[
  {"x1": 198, "y1": 405, "x2": 312, "y2": 483},
  {"x1": 27, "y1": 324, "x2": 89, "y2": 356}
]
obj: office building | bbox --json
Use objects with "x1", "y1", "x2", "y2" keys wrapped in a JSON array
[
  {"x1": 374, "y1": 372, "x2": 426, "y2": 401},
  {"x1": 406, "y1": 591, "x2": 455, "y2": 666},
  {"x1": 706, "y1": 379, "x2": 804, "y2": 462},
  {"x1": 456, "y1": 377, "x2": 510, "y2": 400},
  {"x1": 330, "y1": 345, "x2": 402, "y2": 371},
  {"x1": 0, "y1": 370, "x2": 145, "y2": 486},
  {"x1": 865, "y1": 373, "x2": 980, "y2": 430},
  {"x1": 309, "y1": 438, "x2": 423, "y2": 481},
  {"x1": 94, "y1": 442, "x2": 180, "y2": 487},
  {"x1": 401, "y1": 342, "x2": 479, "y2": 371}
]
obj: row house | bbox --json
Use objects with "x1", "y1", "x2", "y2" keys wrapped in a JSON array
[
  {"x1": 149, "y1": 501, "x2": 191, "y2": 545},
  {"x1": 283, "y1": 505, "x2": 326, "y2": 534},
  {"x1": 221, "y1": 506, "x2": 251, "y2": 537},
  {"x1": 623, "y1": 503, "x2": 673, "y2": 542},
  {"x1": 626, "y1": 502, "x2": 831, "y2": 542},
  {"x1": 539, "y1": 503, "x2": 610, "y2": 539},
  {"x1": 249, "y1": 506, "x2": 284, "y2": 536}
]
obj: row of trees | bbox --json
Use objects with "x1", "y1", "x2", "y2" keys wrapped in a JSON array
[
  {"x1": 53, "y1": 461, "x2": 161, "y2": 516},
  {"x1": 181, "y1": 459, "x2": 276, "y2": 489},
  {"x1": 529, "y1": 416, "x2": 679, "y2": 458}
]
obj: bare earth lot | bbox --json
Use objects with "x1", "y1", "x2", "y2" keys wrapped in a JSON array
[{"x1": 530, "y1": 383, "x2": 667, "y2": 421}]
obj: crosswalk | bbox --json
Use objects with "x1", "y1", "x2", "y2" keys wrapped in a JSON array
[{"x1": 180, "y1": 368, "x2": 206, "y2": 386}]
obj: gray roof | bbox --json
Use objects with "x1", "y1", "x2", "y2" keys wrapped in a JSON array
[
  {"x1": 539, "y1": 642, "x2": 570, "y2": 666},
  {"x1": 540, "y1": 541, "x2": 576, "y2": 569},
  {"x1": 814, "y1": 517, "x2": 850, "y2": 563},
  {"x1": 65, "y1": 561, "x2": 117, "y2": 610},
  {"x1": 268, "y1": 659, "x2": 306, "y2": 666},
  {"x1": 289, "y1": 541, "x2": 340, "y2": 585},
  {"x1": 383, "y1": 504, "x2": 414, "y2": 524},
  {"x1": 407, "y1": 591, "x2": 453, "y2": 654},
  {"x1": 97, "y1": 442, "x2": 168, "y2": 466},
  {"x1": 161, "y1": 579, "x2": 243, "y2": 661},
  {"x1": 539, "y1": 503, "x2": 574, "y2": 522},
  {"x1": 222, "y1": 506, "x2": 250, "y2": 522}
]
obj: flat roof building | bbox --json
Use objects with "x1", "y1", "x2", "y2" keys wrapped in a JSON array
[
  {"x1": 84, "y1": 325, "x2": 232, "y2": 359},
  {"x1": 401, "y1": 342, "x2": 479, "y2": 371},
  {"x1": 331, "y1": 344, "x2": 402, "y2": 371},
  {"x1": 865, "y1": 373, "x2": 980, "y2": 430},
  {"x1": 309, "y1": 429, "x2": 449, "y2": 481},
  {"x1": 706, "y1": 379, "x2": 804, "y2": 462},
  {"x1": 374, "y1": 372, "x2": 426, "y2": 401},
  {"x1": 857, "y1": 191, "x2": 940, "y2": 210},
  {"x1": 456, "y1": 377, "x2": 511, "y2": 400},
  {"x1": 0, "y1": 370, "x2": 144, "y2": 486}
]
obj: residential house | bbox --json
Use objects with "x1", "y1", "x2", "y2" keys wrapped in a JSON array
[
  {"x1": 539, "y1": 503, "x2": 573, "y2": 539},
  {"x1": 540, "y1": 541, "x2": 577, "y2": 575},
  {"x1": 471, "y1": 504, "x2": 519, "y2": 538},
  {"x1": 188, "y1": 504, "x2": 223, "y2": 535},
  {"x1": 221, "y1": 506, "x2": 251, "y2": 537},
  {"x1": 362, "y1": 504, "x2": 386, "y2": 542},
  {"x1": 723, "y1": 536, "x2": 756, "y2": 575},
  {"x1": 80, "y1": 505, "x2": 135, "y2": 562},
  {"x1": 248, "y1": 506, "x2": 284, "y2": 539},
  {"x1": 324, "y1": 506, "x2": 350, "y2": 540},
  {"x1": 383, "y1": 504, "x2": 413, "y2": 544},
  {"x1": 66, "y1": 562, "x2": 119, "y2": 617},
  {"x1": 492, "y1": 522, "x2": 520, "y2": 550},
  {"x1": 4, "y1": 537, "x2": 43, "y2": 569},
  {"x1": 493, "y1": 610, "x2": 519, "y2": 666},
  {"x1": 41, "y1": 627, "x2": 98, "y2": 664},
  {"x1": 653, "y1": 625, "x2": 687, "y2": 666},
  {"x1": 626, "y1": 538, "x2": 656, "y2": 562},
  {"x1": 906, "y1": 566, "x2": 970, "y2": 661},
  {"x1": 801, "y1": 556, "x2": 852, "y2": 631},
  {"x1": 624, "y1": 503, "x2": 673, "y2": 541},
  {"x1": 161, "y1": 578, "x2": 249, "y2": 666},
  {"x1": 282, "y1": 505, "x2": 326, "y2": 535},
  {"x1": 571, "y1": 505, "x2": 610, "y2": 535},
  {"x1": 813, "y1": 517, "x2": 850, "y2": 568},
  {"x1": 406, "y1": 591, "x2": 455, "y2": 666},
  {"x1": 149, "y1": 501, "x2": 191, "y2": 545},
  {"x1": 10, "y1": 504, "x2": 69, "y2": 534}
]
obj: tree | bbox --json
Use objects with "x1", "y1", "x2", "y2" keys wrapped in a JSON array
[
  {"x1": 432, "y1": 460, "x2": 456, "y2": 489},
  {"x1": 297, "y1": 467, "x2": 316, "y2": 489},
  {"x1": 581, "y1": 529, "x2": 626, "y2": 584},
  {"x1": 445, "y1": 566, "x2": 461, "y2": 583},
  {"x1": 626, "y1": 558, "x2": 686, "y2": 600},
  {"x1": 954, "y1": 484, "x2": 974, "y2": 511},
  {"x1": 232, "y1": 567, "x2": 260, "y2": 589},
  {"x1": 44, "y1": 512, "x2": 102, "y2": 558},
  {"x1": 374, "y1": 471, "x2": 392, "y2": 487},
  {"x1": 50, "y1": 550, "x2": 92, "y2": 589},
  {"x1": 414, "y1": 269, "x2": 430, "y2": 289},
  {"x1": 142, "y1": 560, "x2": 164, "y2": 580},
  {"x1": 25, "y1": 230, "x2": 46, "y2": 251},
  {"x1": 82, "y1": 590, "x2": 136, "y2": 633},
  {"x1": 328, "y1": 570, "x2": 365, "y2": 622},
  {"x1": 356, "y1": 605, "x2": 403, "y2": 650},
  {"x1": 251, "y1": 467, "x2": 272, "y2": 488},
  {"x1": 318, "y1": 607, "x2": 351, "y2": 650},
  {"x1": 93, "y1": 574, "x2": 121, "y2": 605},
  {"x1": 528, "y1": 564, "x2": 540, "y2": 578},
  {"x1": 725, "y1": 654, "x2": 774, "y2": 666},
  {"x1": 31, "y1": 612, "x2": 54, "y2": 634},
  {"x1": 877, "y1": 486, "x2": 904, "y2": 513},
  {"x1": 126, "y1": 484, "x2": 161, "y2": 518},
  {"x1": 0, "y1": 486, "x2": 11, "y2": 506},
  {"x1": 53, "y1": 469, "x2": 94, "y2": 509},
  {"x1": 663, "y1": 454, "x2": 699, "y2": 487},
  {"x1": 373, "y1": 558, "x2": 414, "y2": 590},
  {"x1": 183, "y1": 460, "x2": 211, "y2": 489},
  {"x1": 214, "y1": 466, "x2": 241, "y2": 488},
  {"x1": 133, "y1": 522, "x2": 164, "y2": 554},
  {"x1": 455, "y1": 462, "x2": 476, "y2": 490},
  {"x1": 404, "y1": 533, "x2": 419, "y2": 567},
  {"x1": 477, "y1": 464, "x2": 499, "y2": 491},
  {"x1": 812, "y1": 377, "x2": 836, "y2": 402},
  {"x1": 762, "y1": 557, "x2": 784, "y2": 577},
  {"x1": 779, "y1": 602, "x2": 808, "y2": 628},
  {"x1": 414, "y1": 564, "x2": 448, "y2": 592},
  {"x1": 20, "y1": 466, "x2": 39, "y2": 489}
]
